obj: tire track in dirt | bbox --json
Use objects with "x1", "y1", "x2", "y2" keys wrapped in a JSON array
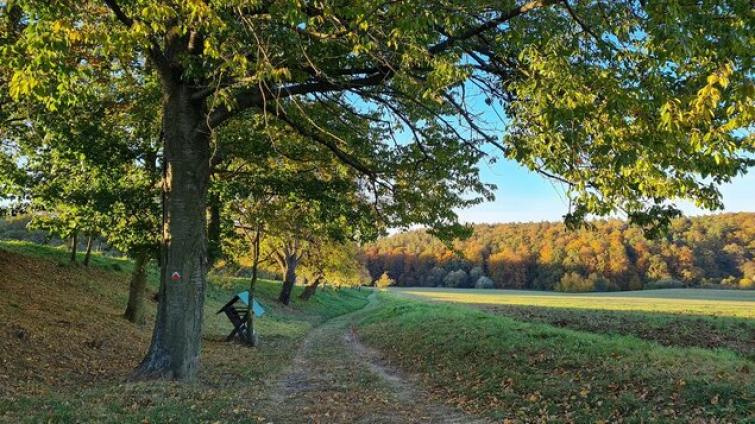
[{"x1": 259, "y1": 292, "x2": 487, "y2": 423}]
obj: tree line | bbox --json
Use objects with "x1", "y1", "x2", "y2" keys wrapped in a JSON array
[{"x1": 363, "y1": 213, "x2": 755, "y2": 291}]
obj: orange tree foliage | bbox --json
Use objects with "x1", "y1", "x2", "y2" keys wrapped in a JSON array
[{"x1": 362, "y1": 213, "x2": 755, "y2": 291}]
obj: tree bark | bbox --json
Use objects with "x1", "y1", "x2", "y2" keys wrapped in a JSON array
[
  {"x1": 133, "y1": 81, "x2": 210, "y2": 381},
  {"x1": 70, "y1": 231, "x2": 78, "y2": 263},
  {"x1": 278, "y1": 256, "x2": 299, "y2": 305},
  {"x1": 124, "y1": 251, "x2": 149, "y2": 325},
  {"x1": 83, "y1": 233, "x2": 94, "y2": 267},
  {"x1": 299, "y1": 276, "x2": 321, "y2": 301}
]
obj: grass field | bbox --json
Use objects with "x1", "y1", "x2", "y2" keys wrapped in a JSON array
[
  {"x1": 391, "y1": 286, "x2": 755, "y2": 359},
  {"x1": 391, "y1": 287, "x2": 755, "y2": 318},
  {"x1": 356, "y1": 293, "x2": 755, "y2": 422}
]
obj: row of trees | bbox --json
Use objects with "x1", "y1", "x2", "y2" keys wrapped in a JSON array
[
  {"x1": 364, "y1": 213, "x2": 755, "y2": 291},
  {"x1": 0, "y1": 78, "x2": 376, "y2": 312},
  {"x1": 2, "y1": 0, "x2": 752, "y2": 381}
]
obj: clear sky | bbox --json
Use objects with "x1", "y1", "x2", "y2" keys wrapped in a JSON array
[{"x1": 456, "y1": 158, "x2": 755, "y2": 224}]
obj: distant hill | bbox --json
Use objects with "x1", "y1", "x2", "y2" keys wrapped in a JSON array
[{"x1": 363, "y1": 213, "x2": 755, "y2": 291}]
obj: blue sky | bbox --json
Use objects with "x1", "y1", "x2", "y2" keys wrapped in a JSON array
[
  {"x1": 444, "y1": 77, "x2": 755, "y2": 224},
  {"x1": 456, "y1": 159, "x2": 755, "y2": 224}
]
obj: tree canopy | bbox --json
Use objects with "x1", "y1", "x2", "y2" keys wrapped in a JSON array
[{"x1": 4, "y1": 0, "x2": 753, "y2": 229}]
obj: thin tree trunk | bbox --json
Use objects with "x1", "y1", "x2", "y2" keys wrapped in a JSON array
[
  {"x1": 245, "y1": 224, "x2": 261, "y2": 346},
  {"x1": 83, "y1": 233, "x2": 94, "y2": 267},
  {"x1": 124, "y1": 251, "x2": 149, "y2": 325},
  {"x1": 278, "y1": 256, "x2": 298, "y2": 305},
  {"x1": 299, "y1": 276, "x2": 321, "y2": 301},
  {"x1": 133, "y1": 81, "x2": 210, "y2": 381},
  {"x1": 70, "y1": 231, "x2": 78, "y2": 263},
  {"x1": 207, "y1": 191, "x2": 222, "y2": 268}
]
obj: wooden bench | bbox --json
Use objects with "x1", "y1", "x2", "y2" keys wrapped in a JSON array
[{"x1": 216, "y1": 291, "x2": 265, "y2": 342}]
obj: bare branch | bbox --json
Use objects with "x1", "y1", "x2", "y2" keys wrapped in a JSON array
[
  {"x1": 429, "y1": 0, "x2": 558, "y2": 54},
  {"x1": 208, "y1": 69, "x2": 394, "y2": 128}
]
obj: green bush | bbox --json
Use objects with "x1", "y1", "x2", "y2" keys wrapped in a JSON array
[
  {"x1": 474, "y1": 276, "x2": 494, "y2": 289},
  {"x1": 556, "y1": 272, "x2": 617, "y2": 292},
  {"x1": 645, "y1": 278, "x2": 685, "y2": 290},
  {"x1": 443, "y1": 269, "x2": 468, "y2": 288}
]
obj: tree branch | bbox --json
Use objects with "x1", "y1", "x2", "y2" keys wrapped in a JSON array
[
  {"x1": 102, "y1": 0, "x2": 133, "y2": 26},
  {"x1": 102, "y1": 0, "x2": 171, "y2": 77},
  {"x1": 208, "y1": 69, "x2": 394, "y2": 128},
  {"x1": 272, "y1": 110, "x2": 379, "y2": 181},
  {"x1": 429, "y1": 0, "x2": 558, "y2": 54},
  {"x1": 206, "y1": 0, "x2": 556, "y2": 130}
]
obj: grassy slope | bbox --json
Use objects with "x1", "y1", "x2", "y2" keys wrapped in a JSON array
[
  {"x1": 0, "y1": 241, "x2": 369, "y2": 423},
  {"x1": 357, "y1": 293, "x2": 754, "y2": 423},
  {"x1": 391, "y1": 287, "x2": 755, "y2": 317}
]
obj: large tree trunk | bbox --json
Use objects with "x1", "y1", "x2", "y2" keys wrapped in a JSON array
[
  {"x1": 133, "y1": 82, "x2": 210, "y2": 381},
  {"x1": 124, "y1": 251, "x2": 149, "y2": 325},
  {"x1": 83, "y1": 233, "x2": 94, "y2": 267},
  {"x1": 299, "y1": 276, "x2": 321, "y2": 301},
  {"x1": 70, "y1": 231, "x2": 78, "y2": 263},
  {"x1": 278, "y1": 256, "x2": 299, "y2": 305}
]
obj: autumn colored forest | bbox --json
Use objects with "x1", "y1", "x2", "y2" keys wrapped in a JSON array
[{"x1": 363, "y1": 213, "x2": 755, "y2": 292}]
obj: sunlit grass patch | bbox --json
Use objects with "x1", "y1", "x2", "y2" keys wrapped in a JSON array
[
  {"x1": 357, "y1": 294, "x2": 754, "y2": 422},
  {"x1": 0, "y1": 240, "x2": 133, "y2": 272},
  {"x1": 391, "y1": 287, "x2": 755, "y2": 318}
]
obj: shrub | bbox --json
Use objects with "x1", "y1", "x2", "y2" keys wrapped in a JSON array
[
  {"x1": 589, "y1": 273, "x2": 618, "y2": 292},
  {"x1": 738, "y1": 278, "x2": 754, "y2": 290},
  {"x1": 556, "y1": 272, "x2": 616, "y2": 292},
  {"x1": 720, "y1": 276, "x2": 738, "y2": 287},
  {"x1": 443, "y1": 269, "x2": 468, "y2": 288},
  {"x1": 645, "y1": 278, "x2": 685, "y2": 290},
  {"x1": 469, "y1": 266, "x2": 483, "y2": 281},
  {"x1": 425, "y1": 266, "x2": 447, "y2": 287},
  {"x1": 556, "y1": 272, "x2": 587, "y2": 292},
  {"x1": 375, "y1": 272, "x2": 395, "y2": 289},
  {"x1": 474, "y1": 276, "x2": 494, "y2": 289}
]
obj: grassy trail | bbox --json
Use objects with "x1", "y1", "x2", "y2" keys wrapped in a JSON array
[{"x1": 256, "y1": 292, "x2": 487, "y2": 423}]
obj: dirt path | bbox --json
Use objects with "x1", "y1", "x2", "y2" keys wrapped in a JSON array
[{"x1": 259, "y1": 292, "x2": 487, "y2": 423}]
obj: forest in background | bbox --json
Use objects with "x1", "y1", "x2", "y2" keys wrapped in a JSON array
[
  {"x1": 363, "y1": 213, "x2": 755, "y2": 292},
  {"x1": 5, "y1": 212, "x2": 754, "y2": 292}
]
